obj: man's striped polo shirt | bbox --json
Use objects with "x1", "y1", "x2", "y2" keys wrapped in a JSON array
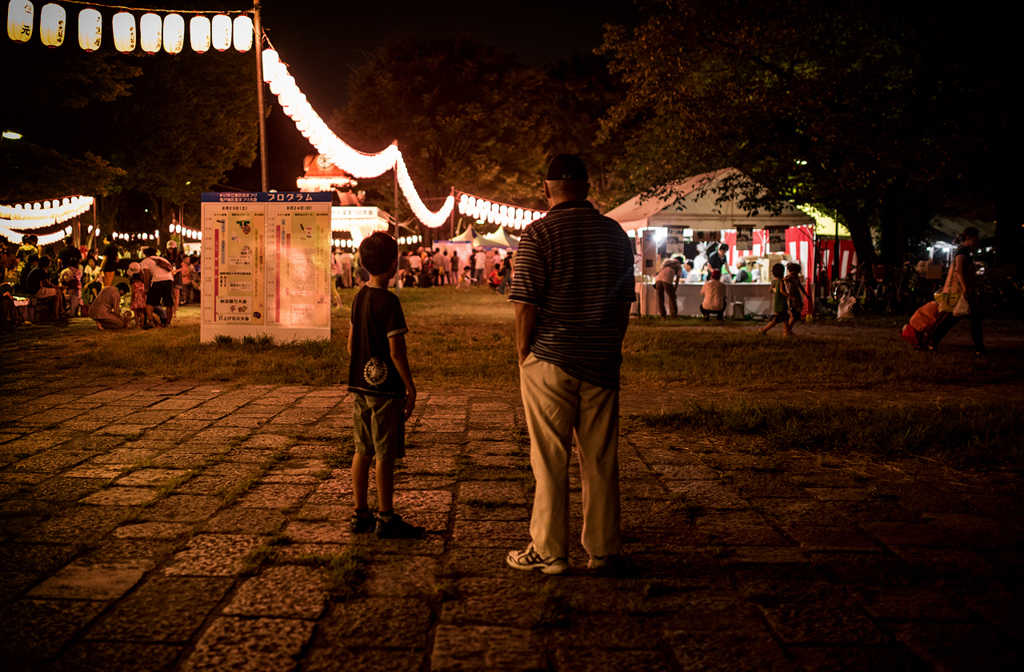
[{"x1": 508, "y1": 200, "x2": 636, "y2": 390}]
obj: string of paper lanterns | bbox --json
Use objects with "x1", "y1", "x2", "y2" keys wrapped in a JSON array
[
  {"x1": 261, "y1": 48, "x2": 456, "y2": 229},
  {"x1": 0, "y1": 222, "x2": 71, "y2": 246},
  {"x1": 457, "y1": 192, "x2": 544, "y2": 231},
  {"x1": 6, "y1": 2, "x2": 253, "y2": 54},
  {"x1": 0, "y1": 195, "x2": 94, "y2": 229}
]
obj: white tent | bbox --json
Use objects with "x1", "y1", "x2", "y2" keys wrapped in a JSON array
[
  {"x1": 447, "y1": 225, "x2": 479, "y2": 244},
  {"x1": 475, "y1": 227, "x2": 520, "y2": 249},
  {"x1": 605, "y1": 168, "x2": 813, "y2": 231}
]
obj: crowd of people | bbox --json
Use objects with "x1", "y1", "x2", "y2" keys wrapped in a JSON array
[
  {"x1": 1, "y1": 233, "x2": 201, "y2": 331},
  {"x1": 331, "y1": 244, "x2": 516, "y2": 297}
]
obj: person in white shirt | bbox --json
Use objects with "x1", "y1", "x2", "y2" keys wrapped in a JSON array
[{"x1": 140, "y1": 247, "x2": 176, "y2": 327}]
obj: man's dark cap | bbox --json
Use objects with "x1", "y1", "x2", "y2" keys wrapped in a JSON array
[{"x1": 546, "y1": 154, "x2": 588, "y2": 182}]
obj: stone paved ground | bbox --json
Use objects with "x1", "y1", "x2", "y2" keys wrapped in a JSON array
[{"x1": 1, "y1": 373, "x2": 1022, "y2": 671}]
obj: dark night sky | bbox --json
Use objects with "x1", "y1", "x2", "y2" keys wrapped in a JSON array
[
  {"x1": 237, "y1": 0, "x2": 643, "y2": 190},
  {"x1": 258, "y1": 0, "x2": 642, "y2": 113}
]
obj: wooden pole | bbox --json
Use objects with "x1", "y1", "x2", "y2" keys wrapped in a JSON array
[{"x1": 253, "y1": 1, "x2": 269, "y2": 192}]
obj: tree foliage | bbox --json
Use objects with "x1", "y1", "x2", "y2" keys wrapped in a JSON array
[
  {"x1": 334, "y1": 38, "x2": 551, "y2": 220},
  {"x1": 600, "y1": 0, "x2": 1018, "y2": 264}
]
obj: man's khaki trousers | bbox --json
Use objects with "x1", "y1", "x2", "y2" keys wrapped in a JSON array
[{"x1": 520, "y1": 354, "x2": 621, "y2": 560}]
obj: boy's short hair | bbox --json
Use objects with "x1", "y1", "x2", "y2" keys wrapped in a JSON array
[
  {"x1": 143, "y1": 247, "x2": 157, "y2": 257},
  {"x1": 359, "y1": 232, "x2": 398, "y2": 275},
  {"x1": 787, "y1": 262, "x2": 801, "y2": 274},
  {"x1": 772, "y1": 262, "x2": 786, "y2": 278},
  {"x1": 711, "y1": 269, "x2": 722, "y2": 279}
]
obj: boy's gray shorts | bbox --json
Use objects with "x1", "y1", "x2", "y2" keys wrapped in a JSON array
[{"x1": 353, "y1": 393, "x2": 405, "y2": 461}]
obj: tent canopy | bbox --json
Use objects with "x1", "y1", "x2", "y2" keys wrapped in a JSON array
[
  {"x1": 448, "y1": 225, "x2": 478, "y2": 244},
  {"x1": 605, "y1": 168, "x2": 814, "y2": 231},
  {"x1": 475, "y1": 227, "x2": 519, "y2": 249}
]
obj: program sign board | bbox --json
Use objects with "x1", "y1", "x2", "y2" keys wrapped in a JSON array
[{"x1": 200, "y1": 192, "x2": 332, "y2": 343}]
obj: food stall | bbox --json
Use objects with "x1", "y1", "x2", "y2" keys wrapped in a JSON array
[{"x1": 605, "y1": 169, "x2": 816, "y2": 317}]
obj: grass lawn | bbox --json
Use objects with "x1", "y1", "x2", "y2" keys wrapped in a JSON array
[{"x1": 4, "y1": 285, "x2": 1023, "y2": 467}]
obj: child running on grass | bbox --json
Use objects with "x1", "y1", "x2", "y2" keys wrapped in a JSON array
[
  {"x1": 784, "y1": 262, "x2": 812, "y2": 335},
  {"x1": 758, "y1": 263, "x2": 792, "y2": 335},
  {"x1": 347, "y1": 232, "x2": 424, "y2": 539}
]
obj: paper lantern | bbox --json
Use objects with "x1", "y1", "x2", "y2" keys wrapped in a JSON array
[
  {"x1": 211, "y1": 14, "x2": 230, "y2": 51},
  {"x1": 190, "y1": 15, "x2": 209, "y2": 53},
  {"x1": 233, "y1": 14, "x2": 252, "y2": 52},
  {"x1": 112, "y1": 12, "x2": 135, "y2": 53},
  {"x1": 7, "y1": 1, "x2": 33, "y2": 43},
  {"x1": 139, "y1": 13, "x2": 161, "y2": 54},
  {"x1": 261, "y1": 48, "x2": 279, "y2": 81},
  {"x1": 39, "y1": 3, "x2": 65, "y2": 47},
  {"x1": 163, "y1": 14, "x2": 184, "y2": 54},
  {"x1": 78, "y1": 8, "x2": 101, "y2": 51}
]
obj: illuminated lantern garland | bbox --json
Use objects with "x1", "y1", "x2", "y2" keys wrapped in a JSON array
[
  {"x1": 457, "y1": 192, "x2": 545, "y2": 230},
  {"x1": 139, "y1": 12, "x2": 161, "y2": 54},
  {"x1": 7, "y1": 0, "x2": 33, "y2": 43},
  {"x1": 39, "y1": 2, "x2": 64, "y2": 47},
  {"x1": 0, "y1": 195, "x2": 95, "y2": 228},
  {"x1": 112, "y1": 11, "x2": 135, "y2": 53},
  {"x1": 261, "y1": 48, "x2": 455, "y2": 228},
  {"x1": 0, "y1": 195, "x2": 94, "y2": 245},
  {"x1": 163, "y1": 13, "x2": 184, "y2": 55},
  {"x1": 189, "y1": 14, "x2": 209, "y2": 53}
]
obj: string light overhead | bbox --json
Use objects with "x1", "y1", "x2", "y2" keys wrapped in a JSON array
[
  {"x1": 5, "y1": 1, "x2": 253, "y2": 54},
  {"x1": 261, "y1": 48, "x2": 456, "y2": 229}
]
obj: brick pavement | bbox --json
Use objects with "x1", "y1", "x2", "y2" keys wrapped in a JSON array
[{"x1": 0, "y1": 373, "x2": 1022, "y2": 671}]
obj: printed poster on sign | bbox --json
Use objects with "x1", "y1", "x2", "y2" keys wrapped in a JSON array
[
  {"x1": 665, "y1": 226, "x2": 686, "y2": 255},
  {"x1": 200, "y1": 199, "x2": 265, "y2": 326},
  {"x1": 767, "y1": 226, "x2": 788, "y2": 253},
  {"x1": 266, "y1": 203, "x2": 331, "y2": 328},
  {"x1": 735, "y1": 226, "x2": 754, "y2": 251}
]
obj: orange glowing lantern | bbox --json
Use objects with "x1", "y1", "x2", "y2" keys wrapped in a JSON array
[
  {"x1": 163, "y1": 13, "x2": 184, "y2": 54},
  {"x1": 7, "y1": 1, "x2": 34, "y2": 43},
  {"x1": 211, "y1": 13, "x2": 230, "y2": 51},
  {"x1": 112, "y1": 11, "x2": 136, "y2": 53},
  {"x1": 139, "y1": 12, "x2": 161, "y2": 54},
  {"x1": 233, "y1": 14, "x2": 252, "y2": 52},
  {"x1": 190, "y1": 15, "x2": 209, "y2": 53}
]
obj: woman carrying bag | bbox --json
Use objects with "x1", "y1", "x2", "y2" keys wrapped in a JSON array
[{"x1": 927, "y1": 226, "x2": 986, "y2": 355}]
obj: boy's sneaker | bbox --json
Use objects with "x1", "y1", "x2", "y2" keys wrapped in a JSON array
[
  {"x1": 506, "y1": 545, "x2": 569, "y2": 575},
  {"x1": 350, "y1": 513, "x2": 376, "y2": 534},
  {"x1": 375, "y1": 513, "x2": 424, "y2": 539}
]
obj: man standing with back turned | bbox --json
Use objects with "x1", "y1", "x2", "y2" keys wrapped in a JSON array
[{"x1": 507, "y1": 155, "x2": 636, "y2": 574}]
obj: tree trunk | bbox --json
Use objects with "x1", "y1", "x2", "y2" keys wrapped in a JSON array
[{"x1": 837, "y1": 206, "x2": 880, "y2": 267}]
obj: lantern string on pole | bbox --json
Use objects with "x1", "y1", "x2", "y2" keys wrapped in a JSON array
[{"x1": 47, "y1": 1, "x2": 249, "y2": 15}]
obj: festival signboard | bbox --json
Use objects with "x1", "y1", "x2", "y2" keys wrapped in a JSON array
[{"x1": 200, "y1": 192, "x2": 332, "y2": 343}]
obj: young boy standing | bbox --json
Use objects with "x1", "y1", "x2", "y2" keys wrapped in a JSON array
[{"x1": 347, "y1": 232, "x2": 423, "y2": 538}]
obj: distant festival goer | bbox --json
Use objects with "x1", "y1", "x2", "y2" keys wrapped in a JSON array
[{"x1": 926, "y1": 226, "x2": 986, "y2": 355}]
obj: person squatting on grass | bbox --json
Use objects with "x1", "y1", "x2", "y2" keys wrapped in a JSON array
[
  {"x1": 759, "y1": 263, "x2": 792, "y2": 336},
  {"x1": 700, "y1": 269, "x2": 726, "y2": 321},
  {"x1": 88, "y1": 284, "x2": 131, "y2": 330},
  {"x1": 507, "y1": 154, "x2": 636, "y2": 575},
  {"x1": 347, "y1": 232, "x2": 424, "y2": 539}
]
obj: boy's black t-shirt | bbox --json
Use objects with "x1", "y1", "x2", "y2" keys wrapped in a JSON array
[{"x1": 348, "y1": 286, "x2": 408, "y2": 397}]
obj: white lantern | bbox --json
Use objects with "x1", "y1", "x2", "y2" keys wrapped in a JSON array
[
  {"x1": 190, "y1": 15, "x2": 210, "y2": 53},
  {"x1": 7, "y1": 0, "x2": 33, "y2": 43},
  {"x1": 78, "y1": 8, "x2": 101, "y2": 51},
  {"x1": 139, "y1": 13, "x2": 161, "y2": 54},
  {"x1": 39, "y1": 3, "x2": 65, "y2": 48},
  {"x1": 163, "y1": 14, "x2": 184, "y2": 54},
  {"x1": 261, "y1": 48, "x2": 279, "y2": 82},
  {"x1": 233, "y1": 14, "x2": 252, "y2": 52},
  {"x1": 211, "y1": 14, "x2": 230, "y2": 52},
  {"x1": 112, "y1": 12, "x2": 136, "y2": 54}
]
